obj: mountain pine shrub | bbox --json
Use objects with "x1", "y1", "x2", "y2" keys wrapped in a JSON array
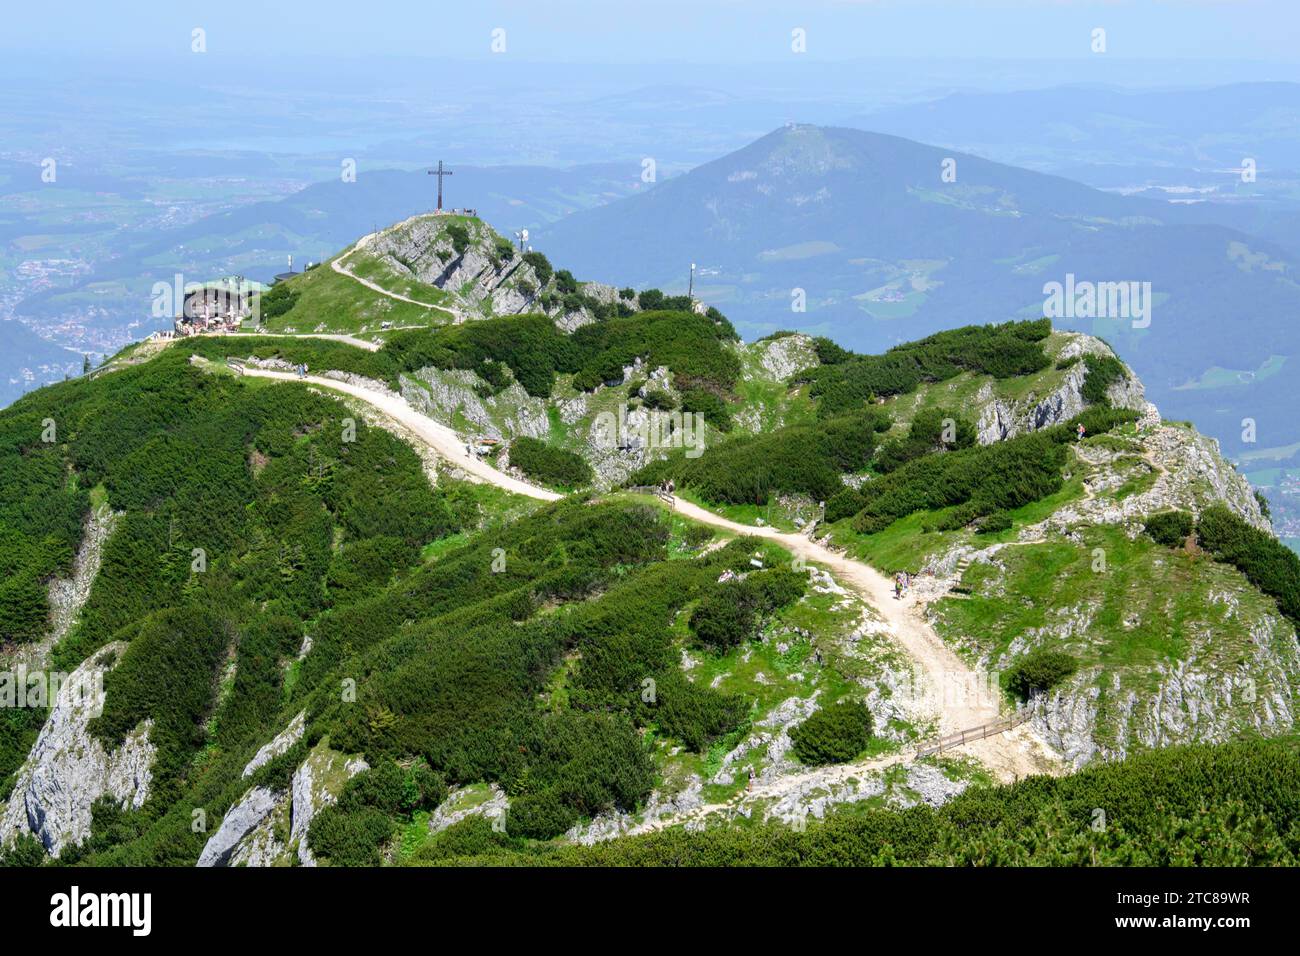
[
  {"x1": 790, "y1": 701, "x2": 873, "y2": 765},
  {"x1": 509, "y1": 436, "x2": 593, "y2": 488},
  {"x1": 1143, "y1": 510, "x2": 1194, "y2": 547},
  {"x1": 1005, "y1": 648, "x2": 1079, "y2": 700},
  {"x1": 1197, "y1": 505, "x2": 1300, "y2": 624}
]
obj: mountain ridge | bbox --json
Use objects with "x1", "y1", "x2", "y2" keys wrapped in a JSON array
[{"x1": 1, "y1": 215, "x2": 1296, "y2": 867}]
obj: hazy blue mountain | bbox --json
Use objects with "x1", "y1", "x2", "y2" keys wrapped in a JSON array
[
  {"x1": 847, "y1": 82, "x2": 1300, "y2": 257},
  {"x1": 850, "y1": 82, "x2": 1300, "y2": 172},
  {"x1": 536, "y1": 123, "x2": 1300, "y2": 500}
]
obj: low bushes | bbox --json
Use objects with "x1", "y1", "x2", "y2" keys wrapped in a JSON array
[
  {"x1": 873, "y1": 407, "x2": 975, "y2": 473},
  {"x1": 634, "y1": 411, "x2": 888, "y2": 506},
  {"x1": 790, "y1": 701, "x2": 873, "y2": 765},
  {"x1": 689, "y1": 568, "x2": 807, "y2": 651},
  {"x1": 1081, "y1": 354, "x2": 1127, "y2": 405},
  {"x1": 1144, "y1": 510, "x2": 1193, "y2": 548},
  {"x1": 799, "y1": 319, "x2": 1052, "y2": 417},
  {"x1": 1005, "y1": 649, "x2": 1079, "y2": 700},
  {"x1": 850, "y1": 432, "x2": 1067, "y2": 535},
  {"x1": 509, "y1": 437, "x2": 593, "y2": 488},
  {"x1": 382, "y1": 308, "x2": 738, "y2": 400},
  {"x1": 641, "y1": 668, "x2": 748, "y2": 752},
  {"x1": 308, "y1": 759, "x2": 447, "y2": 866},
  {"x1": 501, "y1": 711, "x2": 654, "y2": 840},
  {"x1": 1197, "y1": 505, "x2": 1300, "y2": 625},
  {"x1": 455, "y1": 737, "x2": 1300, "y2": 866},
  {"x1": 257, "y1": 283, "x2": 299, "y2": 320},
  {"x1": 975, "y1": 511, "x2": 1012, "y2": 534},
  {"x1": 89, "y1": 607, "x2": 230, "y2": 795},
  {"x1": 837, "y1": 409, "x2": 1139, "y2": 535}
]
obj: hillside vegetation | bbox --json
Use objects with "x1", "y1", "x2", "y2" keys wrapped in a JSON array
[
  {"x1": 419, "y1": 737, "x2": 1300, "y2": 866},
  {"x1": 4, "y1": 227, "x2": 1300, "y2": 868}
]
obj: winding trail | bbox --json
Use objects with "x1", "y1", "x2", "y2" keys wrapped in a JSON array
[
  {"x1": 669, "y1": 499, "x2": 1001, "y2": 736},
  {"x1": 235, "y1": 364, "x2": 1058, "y2": 783},
  {"x1": 330, "y1": 226, "x2": 475, "y2": 324},
  {"x1": 237, "y1": 368, "x2": 561, "y2": 501},
  {"x1": 223, "y1": 330, "x2": 383, "y2": 352}
]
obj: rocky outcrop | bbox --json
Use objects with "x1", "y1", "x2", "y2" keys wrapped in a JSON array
[
  {"x1": 976, "y1": 333, "x2": 1148, "y2": 445},
  {"x1": 1, "y1": 643, "x2": 155, "y2": 857},
  {"x1": 5, "y1": 507, "x2": 119, "y2": 673},
  {"x1": 242, "y1": 711, "x2": 305, "y2": 778},
  {"x1": 401, "y1": 369, "x2": 550, "y2": 443},
  {"x1": 756, "y1": 333, "x2": 819, "y2": 381},
  {"x1": 564, "y1": 776, "x2": 703, "y2": 845},
  {"x1": 363, "y1": 216, "x2": 542, "y2": 317},
  {"x1": 1030, "y1": 418, "x2": 1270, "y2": 535},
  {"x1": 290, "y1": 744, "x2": 368, "y2": 867},
  {"x1": 1033, "y1": 612, "x2": 1300, "y2": 770},
  {"x1": 197, "y1": 739, "x2": 367, "y2": 867},
  {"x1": 427, "y1": 784, "x2": 509, "y2": 835},
  {"x1": 710, "y1": 692, "x2": 821, "y2": 786},
  {"x1": 196, "y1": 786, "x2": 281, "y2": 867}
]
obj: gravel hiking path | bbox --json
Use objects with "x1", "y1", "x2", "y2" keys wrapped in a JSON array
[
  {"x1": 331, "y1": 226, "x2": 473, "y2": 323},
  {"x1": 236, "y1": 366, "x2": 1060, "y2": 783}
]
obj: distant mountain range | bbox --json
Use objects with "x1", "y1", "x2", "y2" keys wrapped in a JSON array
[
  {"x1": 848, "y1": 82, "x2": 1300, "y2": 175},
  {"x1": 536, "y1": 124, "x2": 1300, "y2": 480},
  {"x1": 846, "y1": 81, "x2": 1300, "y2": 258},
  {"x1": 0, "y1": 162, "x2": 642, "y2": 406}
]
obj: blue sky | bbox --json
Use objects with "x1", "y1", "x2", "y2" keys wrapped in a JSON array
[{"x1": 5, "y1": 0, "x2": 1298, "y2": 63}]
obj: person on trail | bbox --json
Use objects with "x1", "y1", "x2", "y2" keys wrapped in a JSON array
[
  {"x1": 895, "y1": 576, "x2": 903, "y2": 600},
  {"x1": 747, "y1": 767, "x2": 754, "y2": 792},
  {"x1": 1077, "y1": 422, "x2": 1086, "y2": 441}
]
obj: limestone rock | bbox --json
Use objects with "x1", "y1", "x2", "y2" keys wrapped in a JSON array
[
  {"x1": 1, "y1": 643, "x2": 155, "y2": 857},
  {"x1": 290, "y1": 745, "x2": 369, "y2": 867},
  {"x1": 427, "y1": 784, "x2": 510, "y2": 835},
  {"x1": 757, "y1": 333, "x2": 819, "y2": 381},
  {"x1": 975, "y1": 333, "x2": 1148, "y2": 446},
  {"x1": 197, "y1": 787, "x2": 281, "y2": 867},
  {"x1": 242, "y1": 711, "x2": 306, "y2": 778}
]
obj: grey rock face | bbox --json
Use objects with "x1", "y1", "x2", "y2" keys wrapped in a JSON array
[
  {"x1": 427, "y1": 784, "x2": 510, "y2": 835},
  {"x1": 291, "y1": 747, "x2": 369, "y2": 867},
  {"x1": 364, "y1": 216, "x2": 540, "y2": 317},
  {"x1": 242, "y1": 711, "x2": 305, "y2": 778},
  {"x1": 402, "y1": 369, "x2": 550, "y2": 443},
  {"x1": 1, "y1": 643, "x2": 155, "y2": 857},
  {"x1": 5, "y1": 506, "x2": 119, "y2": 674},
  {"x1": 757, "y1": 333, "x2": 819, "y2": 381},
  {"x1": 975, "y1": 333, "x2": 1147, "y2": 445},
  {"x1": 197, "y1": 787, "x2": 281, "y2": 867},
  {"x1": 711, "y1": 692, "x2": 821, "y2": 786},
  {"x1": 1030, "y1": 418, "x2": 1270, "y2": 535},
  {"x1": 199, "y1": 741, "x2": 368, "y2": 867},
  {"x1": 566, "y1": 776, "x2": 703, "y2": 845}
]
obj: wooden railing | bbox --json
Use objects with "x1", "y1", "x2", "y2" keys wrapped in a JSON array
[
  {"x1": 914, "y1": 710, "x2": 1030, "y2": 759},
  {"x1": 626, "y1": 484, "x2": 676, "y2": 506}
]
